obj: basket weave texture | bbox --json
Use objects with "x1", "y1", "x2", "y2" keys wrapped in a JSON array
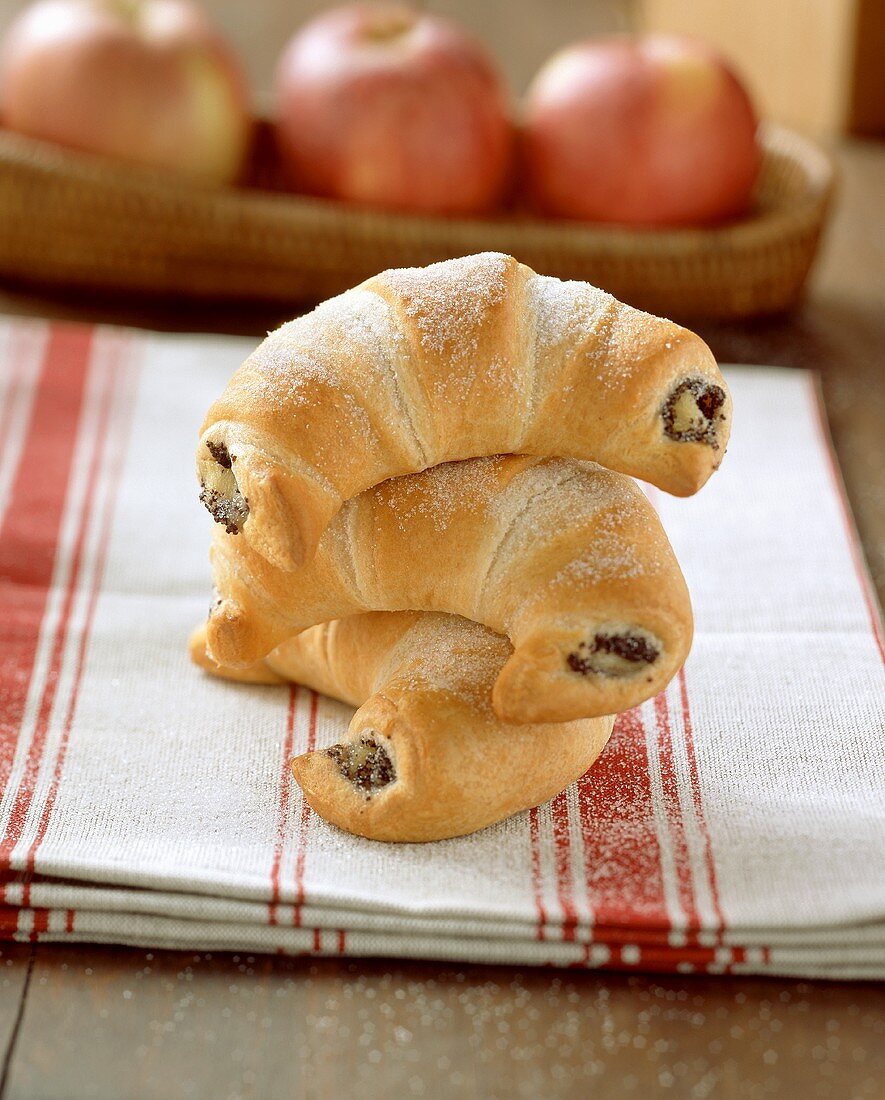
[{"x1": 0, "y1": 121, "x2": 834, "y2": 318}]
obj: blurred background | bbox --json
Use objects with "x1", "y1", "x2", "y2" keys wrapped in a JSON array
[
  {"x1": 4, "y1": 0, "x2": 880, "y2": 134},
  {"x1": 0, "y1": 0, "x2": 636, "y2": 109},
  {"x1": 0, "y1": 0, "x2": 881, "y2": 351}
]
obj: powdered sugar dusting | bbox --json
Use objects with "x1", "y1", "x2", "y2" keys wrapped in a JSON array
[
  {"x1": 527, "y1": 273, "x2": 657, "y2": 392},
  {"x1": 528, "y1": 274, "x2": 613, "y2": 350},
  {"x1": 309, "y1": 289, "x2": 406, "y2": 361},
  {"x1": 489, "y1": 463, "x2": 665, "y2": 614},
  {"x1": 382, "y1": 455, "x2": 505, "y2": 534},
  {"x1": 394, "y1": 613, "x2": 509, "y2": 712},
  {"x1": 538, "y1": 485, "x2": 665, "y2": 599},
  {"x1": 375, "y1": 456, "x2": 662, "y2": 602},
  {"x1": 500, "y1": 460, "x2": 644, "y2": 547},
  {"x1": 228, "y1": 289, "x2": 424, "y2": 471},
  {"x1": 382, "y1": 252, "x2": 511, "y2": 358},
  {"x1": 248, "y1": 290, "x2": 405, "y2": 407},
  {"x1": 550, "y1": 518, "x2": 660, "y2": 588}
]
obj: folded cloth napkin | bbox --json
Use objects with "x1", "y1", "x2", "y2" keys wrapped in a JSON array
[{"x1": 0, "y1": 318, "x2": 882, "y2": 979}]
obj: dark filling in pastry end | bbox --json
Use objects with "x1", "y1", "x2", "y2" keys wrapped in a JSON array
[
  {"x1": 206, "y1": 440, "x2": 233, "y2": 469},
  {"x1": 200, "y1": 441, "x2": 248, "y2": 534},
  {"x1": 662, "y1": 378, "x2": 726, "y2": 447},
  {"x1": 199, "y1": 484, "x2": 249, "y2": 535},
  {"x1": 327, "y1": 736, "x2": 395, "y2": 797},
  {"x1": 567, "y1": 632, "x2": 660, "y2": 678}
]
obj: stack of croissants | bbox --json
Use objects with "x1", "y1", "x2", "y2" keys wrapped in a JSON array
[{"x1": 189, "y1": 252, "x2": 731, "y2": 843}]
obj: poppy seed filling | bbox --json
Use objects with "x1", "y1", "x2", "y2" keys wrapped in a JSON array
[
  {"x1": 200, "y1": 440, "x2": 249, "y2": 534},
  {"x1": 327, "y1": 736, "x2": 395, "y2": 797},
  {"x1": 199, "y1": 485, "x2": 249, "y2": 535},
  {"x1": 568, "y1": 631, "x2": 660, "y2": 678},
  {"x1": 662, "y1": 378, "x2": 726, "y2": 447},
  {"x1": 206, "y1": 440, "x2": 233, "y2": 468}
]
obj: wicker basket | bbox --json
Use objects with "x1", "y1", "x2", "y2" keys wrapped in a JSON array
[{"x1": 0, "y1": 121, "x2": 834, "y2": 319}]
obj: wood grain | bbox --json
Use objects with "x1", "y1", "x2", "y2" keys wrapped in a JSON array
[
  {"x1": 2, "y1": 948, "x2": 884, "y2": 1100},
  {"x1": 0, "y1": 945, "x2": 33, "y2": 1094}
]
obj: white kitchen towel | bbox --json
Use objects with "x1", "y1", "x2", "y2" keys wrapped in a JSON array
[{"x1": 0, "y1": 317, "x2": 882, "y2": 979}]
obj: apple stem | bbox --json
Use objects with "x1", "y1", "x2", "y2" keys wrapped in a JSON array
[
  {"x1": 103, "y1": 0, "x2": 144, "y2": 25},
  {"x1": 364, "y1": 10, "x2": 415, "y2": 43}
]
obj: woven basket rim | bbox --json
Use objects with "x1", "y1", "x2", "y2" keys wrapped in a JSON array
[{"x1": 0, "y1": 119, "x2": 835, "y2": 254}]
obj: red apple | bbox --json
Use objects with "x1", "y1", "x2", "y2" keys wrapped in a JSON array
[
  {"x1": 0, "y1": 0, "x2": 252, "y2": 185},
  {"x1": 274, "y1": 3, "x2": 513, "y2": 215},
  {"x1": 523, "y1": 35, "x2": 761, "y2": 226}
]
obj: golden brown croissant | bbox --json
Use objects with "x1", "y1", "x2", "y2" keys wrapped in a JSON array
[
  {"x1": 205, "y1": 454, "x2": 692, "y2": 723},
  {"x1": 189, "y1": 613, "x2": 614, "y2": 843},
  {"x1": 197, "y1": 252, "x2": 730, "y2": 571}
]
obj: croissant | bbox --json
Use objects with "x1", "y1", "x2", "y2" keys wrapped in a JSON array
[
  {"x1": 197, "y1": 252, "x2": 731, "y2": 571},
  {"x1": 206, "y1": 454, "x2": 692, "y2": 723},
  {"x1": 189, "y1": 613, "x2": 614, "y2": 843}
]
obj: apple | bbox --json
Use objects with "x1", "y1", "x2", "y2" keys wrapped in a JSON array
[
  {"x1": 522, "y1": 35, "x2": 761, "y2": 227},
  {"x1": 0, "y1": 0, "x2": 252, "y2": 185},
  {"x1": 274, "y1": 3, "x2": 513, "y2": 215}
]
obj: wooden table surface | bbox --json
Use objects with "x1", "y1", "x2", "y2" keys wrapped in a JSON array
[{"x1": 0, "y1": 140, "x2": 883, "y2": 1099}]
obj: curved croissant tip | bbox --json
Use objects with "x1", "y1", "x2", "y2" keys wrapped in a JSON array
[
  {"x1": 205, "y1": 598, "x2": 267, "y2": 669},
  {"x1": 652, "y1": 375, "x2": 731, "y2": 496},
  {"x1": 290, "y1": 749, "x2": 313, "y2": 789},
  {"x1": 229, "y1": 461, "x2": 313, "y2": 572},
  {"x1": 290, "y1": 739, "x2": 397, "y2": 841},
  {"x1": 255, "y1": 526, "x2": 308, "y2": 572},
  {"x1": 188, "y1": 623, "x2": 212, "y2": 671},
  {"x1": 655, "y1": 454, "x2": 716, "y2": 497},
  {"x1": 492, "y1": 643, "x2": 659, "y2": 724},
  {"x1": 491, "y1": 652, "x2": 552, "y2": 724}
]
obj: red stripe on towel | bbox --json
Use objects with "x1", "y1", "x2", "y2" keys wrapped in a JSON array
[
  {"x1": 577, "y1": 708, "x2": 669, "y2": 929},
  {"x1": 0, "y1": 905, "x2": 19, "y2": 937},
  {"x1": 29, "y1": 907, "x2": 49, "y2": 942},
  {"x1": 0, "y1": 327, "x2": 93, "y2": 795},
  {"x1": 19, "y1": 340, "x2": 136, "y2": 909},
  {"x1": 528, "y1": 805, "x2": 547, "y2": 942},
  {"x1": 269, "y1": 685, "x2": 298, "y2": 926},
  {"x1": 678, "y1": 668, "x2": 726, "y2": 938},
  {"x1": 2, "y1": 343, "x2": 122, "y2": 887},
  {"x1": 292, "y1": 692, "x2": 319, "y2": 928},
  {"x1": 601, "y1": 943, "x2": 718, "y2": 973},
  {"x1": 653, "y1": 690, "x2": 699, "y2": 935},
  {"x1": 549, "y1": 790, "x2": 578, "y2": 942}
]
